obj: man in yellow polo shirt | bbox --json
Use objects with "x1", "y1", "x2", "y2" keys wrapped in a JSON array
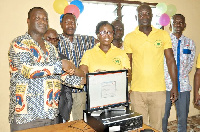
[
  {"x1": 124, "y1": 4, "x2": 178, "y2": 131},
  {"x1": 194, "y1": 54, "x2": 200, "y2": 106}
]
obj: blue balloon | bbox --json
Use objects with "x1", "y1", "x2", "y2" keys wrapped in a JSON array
[
  {"x1": 60, "y1": 14, "x2": 64, "y2": 23},
  {"x1": 70, "y1": 0, "x2": 84, "y2": 13}
]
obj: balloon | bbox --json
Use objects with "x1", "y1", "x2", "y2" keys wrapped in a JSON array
[
  {"x1": 166, "y1": 4, "x2": 177, "y2": 17},
  {"x1": 60, "y1": 14, "x2": 64, "y2": 22},
  {"x1": 70, "y1": 0, "x2": 84, "y2": 13},
  {"x1": 159, "y1": 13, "x2": 170, "y2": 26},
  {"x1": 156, "y1": 3, "x2": 167, "y2": 14},
  {"x1": 64, "y1": 5, "x2": 80, "y2": 19},
  {"x1": 53, "y1": 0, "x2": 69, "y2": 14}
]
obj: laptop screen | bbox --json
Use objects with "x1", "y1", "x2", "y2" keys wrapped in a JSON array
[{"x1": 86, "y1": 70, "x2": 128, "y2": 112}]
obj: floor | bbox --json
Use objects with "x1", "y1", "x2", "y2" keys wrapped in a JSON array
[{"x1": 167, "y1": 114, "x2": 200, "y2": 132}]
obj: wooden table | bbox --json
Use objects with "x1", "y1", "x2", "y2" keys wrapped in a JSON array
[
  {"x1": 133, "y1": 124, "x2": 159, "y2": 132},
  {"x1": 16, "y1": 120, "x2": 159, "y2": 132}
]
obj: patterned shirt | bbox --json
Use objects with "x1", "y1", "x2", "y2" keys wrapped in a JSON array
[
  {"x1": 58, "y1": 34, "x2": 95, "y2": 92},
  {"x1": 164, "y1": 34, "x2": 195, "y2": 92},
  {"x1": 8, "y1": 33, "x2": 81, "y2": 124}
]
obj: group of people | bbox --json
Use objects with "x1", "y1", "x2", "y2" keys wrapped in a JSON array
[{"x1": 8, "y1": 3, "x2": 199, "y2": 132}]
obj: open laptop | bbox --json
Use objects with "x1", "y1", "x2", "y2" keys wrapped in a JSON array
[{"x1": 86, "y1": 69, "x2": 129, "y2": 113}]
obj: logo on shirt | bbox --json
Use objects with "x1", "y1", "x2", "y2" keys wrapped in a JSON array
[
  {"x1": 113, "y1": 58, "x2": 121, "y2": 65},
  {"x1": 154, "y1": 40, "x2": 162, "y2": 48}
]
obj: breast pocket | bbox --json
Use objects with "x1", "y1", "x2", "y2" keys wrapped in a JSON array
[
  {"x1": 183, "y1": 49, "x2": 191, "y2": 54},
  {"x1": 182, "y1": 49, "x2": 191, "y2": 63}
]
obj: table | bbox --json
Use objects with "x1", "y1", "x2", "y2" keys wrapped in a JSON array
[{"x1": 16, "y1": 120, "x2": 159, "y2": 132}]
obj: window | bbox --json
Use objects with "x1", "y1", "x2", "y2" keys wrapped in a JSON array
[{"x1": 76, "y1": 2, "x2": 162, "y2": 37}]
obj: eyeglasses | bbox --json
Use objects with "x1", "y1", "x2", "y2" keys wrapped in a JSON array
[
  {"x1": 46, "y1": 37, "x2": 59, "y2": 42},
  {"x1": 99, "y1": 31, "x2": 114, "y2": 36}
]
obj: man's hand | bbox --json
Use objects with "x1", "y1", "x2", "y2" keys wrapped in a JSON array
[
  {"x1": 170, "y1": 86, "x2": 178, "y2": 103},
  {"x1": 194, "y1": 93, "x2": 200, "y2": 106},
  {"x1": 165, "y1": 49, "x2": 178, "y2": 104},
  {"x1": 66, "y1": 69, "x2": 75, "y2": 75},
  {"x1": 62, "y1": 59, "x2": 76, "y2": 71},
  {"x1": 128, "y1": 90, "x2": 132, "y2": 102},
  {"x1": 81, "y1": 77, "x2": 86, "y2": 85}
]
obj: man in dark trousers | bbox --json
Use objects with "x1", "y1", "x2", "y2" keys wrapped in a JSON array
[
  {"x1": 162, "y1": 14, "x2": 195, "y2": 132},
  {"x1": 58, "y1": 13, "x2": 97, "y2": 121}
]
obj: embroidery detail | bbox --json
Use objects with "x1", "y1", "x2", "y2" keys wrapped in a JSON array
[
  {"x1": 113, "y1": 58, "x2": 121, "y2": 65},
  {"x1": 154, "y1": 40, "x2": 162, "y2": 48}
]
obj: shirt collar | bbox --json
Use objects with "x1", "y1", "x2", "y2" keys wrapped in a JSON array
[
  {"x1": 170, "y1": 33, "x2": 184, "y2": 40},
  {"x1": 94, "y1": 43, "x2": 116, "y2": 51},
  {"x1": 135, "y1": 25, "x2": 157, "y2": 35},
  {"x1": 59, "y1": 33, "x2": 79, "y2": 43},
  {"x1": 25, "y1": 32, "x2": 47, "y2": 44}
]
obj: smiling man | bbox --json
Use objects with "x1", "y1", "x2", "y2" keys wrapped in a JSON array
[
  {"x1": 162, "y1": 14, "x2": 195, "y2": 132},
  {"x1": 124, "y1": 4, "x2": 178, "y2": 131},
  {"x1": 8, "y1": 7, "x2": 78, "y2": 131},
  {"x1": 58, "y1": 13, "x2": 98, "y2": 122}
]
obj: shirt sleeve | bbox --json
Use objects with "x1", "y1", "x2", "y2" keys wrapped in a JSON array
[
  {"x1": 163, "y1": 31, "x2": 172, "y2": 50},
  {"x1": 61, "y1": 73, "x2": 82, "y2": 88},
  {"x1": 121, "y1": 51, "x2": 131, "y2": 69},
  {"x1": 79, "y1": 50, "x2": 90, "y2": 66},
  {"x1": 196, "y1": 54, "x2": 200, "y2": 68},
  {"x1": 124, "y1": 34, "x2": 133, "y2": 54},
  {"x1": 187, "y1": 39, "x2": 196, "y2": 72}
]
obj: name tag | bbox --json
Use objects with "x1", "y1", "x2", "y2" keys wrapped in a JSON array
[{"x1": 183, "y1": 49, "x2": 191, "y2": 54}]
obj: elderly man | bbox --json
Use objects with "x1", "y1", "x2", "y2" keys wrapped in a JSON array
[{"x1": 8, "y1": 7, "x2": 81, "y2": 131}]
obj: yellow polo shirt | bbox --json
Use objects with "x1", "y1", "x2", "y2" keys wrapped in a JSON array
[
  {"x1": 80, "y1": 43, "x2": 130, "y2": 73},
  {"x1": 196, "y1": 54, "x2": 200, "y2": 68},
  {"x1": 124, "y1": 26, "x2": 172, "y2": 92}
]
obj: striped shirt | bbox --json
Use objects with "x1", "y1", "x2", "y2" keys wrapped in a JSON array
[{"x1": 58, "y1": 34, "x2": 96, "y2": 92}]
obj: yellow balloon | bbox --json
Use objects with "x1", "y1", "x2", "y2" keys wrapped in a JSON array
[{"x1": 53, "y1": 0, "x2": 69, "y2": 14}]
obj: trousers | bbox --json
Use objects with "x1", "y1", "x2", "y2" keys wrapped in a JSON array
[
  {"x1": 130, "y1": 91, "x2": 166, "y2": 132},
  {"x1": 162, "y1": 91, "x2": 190, "y2": 132}
]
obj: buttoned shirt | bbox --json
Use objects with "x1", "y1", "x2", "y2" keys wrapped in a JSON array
[
  {"x1": 8, "y1": 33, "x2": 81, "y2": 124},
  {"x1": 164, "y1": 34, "x2": 195, "y2": 92},
  {"x1": 8, "y1": 33, "x2": 63, "y2": 124}
]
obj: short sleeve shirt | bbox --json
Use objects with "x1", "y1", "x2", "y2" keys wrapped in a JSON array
[
  {"x1": 197, "y1": 54, "x2": 200, "y2": 68},
  {"x1": 124, "y1": 26, "x2": 172, "y2": 92},
  {"x1": 80, "y1": 43, "x2": 130, "y2": 73}
]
